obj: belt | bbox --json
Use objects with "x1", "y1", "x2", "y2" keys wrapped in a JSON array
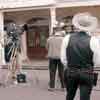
[{"x1": 67, "y1": 67, "x2": 94, "y2": 73}]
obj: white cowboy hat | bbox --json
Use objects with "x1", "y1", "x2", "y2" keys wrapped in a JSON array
[
  {"x1": 55, "y1": 32, "x2": 62, "y2": 36},
  {"x1": 53, "y1": 20, "x2": 65, "y2": 28},
  {"x1": 55, "y1": 30, "x2": 66, "y2": 36},
  {"x1": 72, "y1": 12, "x2": 98, "y2": 32}
]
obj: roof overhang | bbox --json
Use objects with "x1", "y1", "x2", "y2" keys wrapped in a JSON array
[
  {"x1": 54, "y1": 1, "x2": 100, "y2": 8},
  {"x1": 1, "y1": 1, "x2": 100, "y2": 12}
]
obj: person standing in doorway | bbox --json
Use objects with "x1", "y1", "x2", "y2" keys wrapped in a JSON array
[
  {"x1": 46, "y1": 22, "x2": 65, "y2": 91},
  {"x1": 61, "y1": 12, "x2": 100, "y2": 100}
]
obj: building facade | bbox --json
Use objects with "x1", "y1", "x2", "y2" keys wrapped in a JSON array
[{"x1": 0, "y1": 0, "x2": 100, "y2": 63}]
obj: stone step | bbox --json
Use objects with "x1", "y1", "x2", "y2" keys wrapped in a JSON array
[
  {"x1": 22, "y1": 59, "x2": 49, "y2": 70},
  {"x1": 1, "y1": 60, "x2": 49, "y2": 70}
]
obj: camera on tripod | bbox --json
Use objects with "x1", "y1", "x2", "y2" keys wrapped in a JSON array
[{"x1": 5, "y1": 23, "x2": 27, "y2": 83}]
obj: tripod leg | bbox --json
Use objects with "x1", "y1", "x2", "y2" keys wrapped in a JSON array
[
  {"x1": 8, "y1": 47, "x2": 18, "y2": 81},
  {"x1": 11, "y1": 47, "x2": 18, "y2": 79}
]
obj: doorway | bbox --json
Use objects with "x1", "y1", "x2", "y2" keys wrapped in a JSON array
[{"x1": 27, "y1": 25, "x2": 49, "y2": 59}]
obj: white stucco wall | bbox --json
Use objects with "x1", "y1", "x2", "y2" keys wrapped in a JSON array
[
  {"x1": 0, "y1": 0, "x2": 100, "y2": 10},
  {"x1": 0, "y1": 0, "x2": 54, "y2": 9}
]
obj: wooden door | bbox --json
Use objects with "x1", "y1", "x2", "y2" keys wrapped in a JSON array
[{"x1": 27, "y1": 26, "x2": 49, "y2": 59}]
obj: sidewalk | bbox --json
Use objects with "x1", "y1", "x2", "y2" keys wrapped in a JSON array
[
  {"x1": 0, "y1": 69, "x2": 100, "y2": 100},
  {"x1": 0, "y1": 69, "x2": 65, "y2": 100},
  {"x1": 22, "y1": 59, "x2": 49, "y2": 70}
]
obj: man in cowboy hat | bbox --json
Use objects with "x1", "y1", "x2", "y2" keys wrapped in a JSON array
[
  {"x1": 60, "y1": 12, "x2": 100, "y2": 100},
  {"x1": 46, "y1": 21, "x2": 65, "y2": 91}
]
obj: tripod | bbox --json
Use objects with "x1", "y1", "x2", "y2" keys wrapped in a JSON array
[
  {"x1": 8, "y1": 45, "x2": 19, "y2": 82},
  {"x1": 0, "y1": 32, "x2": 21, "y2": 84}
]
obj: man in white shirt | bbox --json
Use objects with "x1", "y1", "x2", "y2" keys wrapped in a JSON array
[
  {"x1": 46, "y1": 23, "x2": 65, "y2": 91},
  {"x1": 60, "y1": 12, "x2": 100, "y2": 100}
]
